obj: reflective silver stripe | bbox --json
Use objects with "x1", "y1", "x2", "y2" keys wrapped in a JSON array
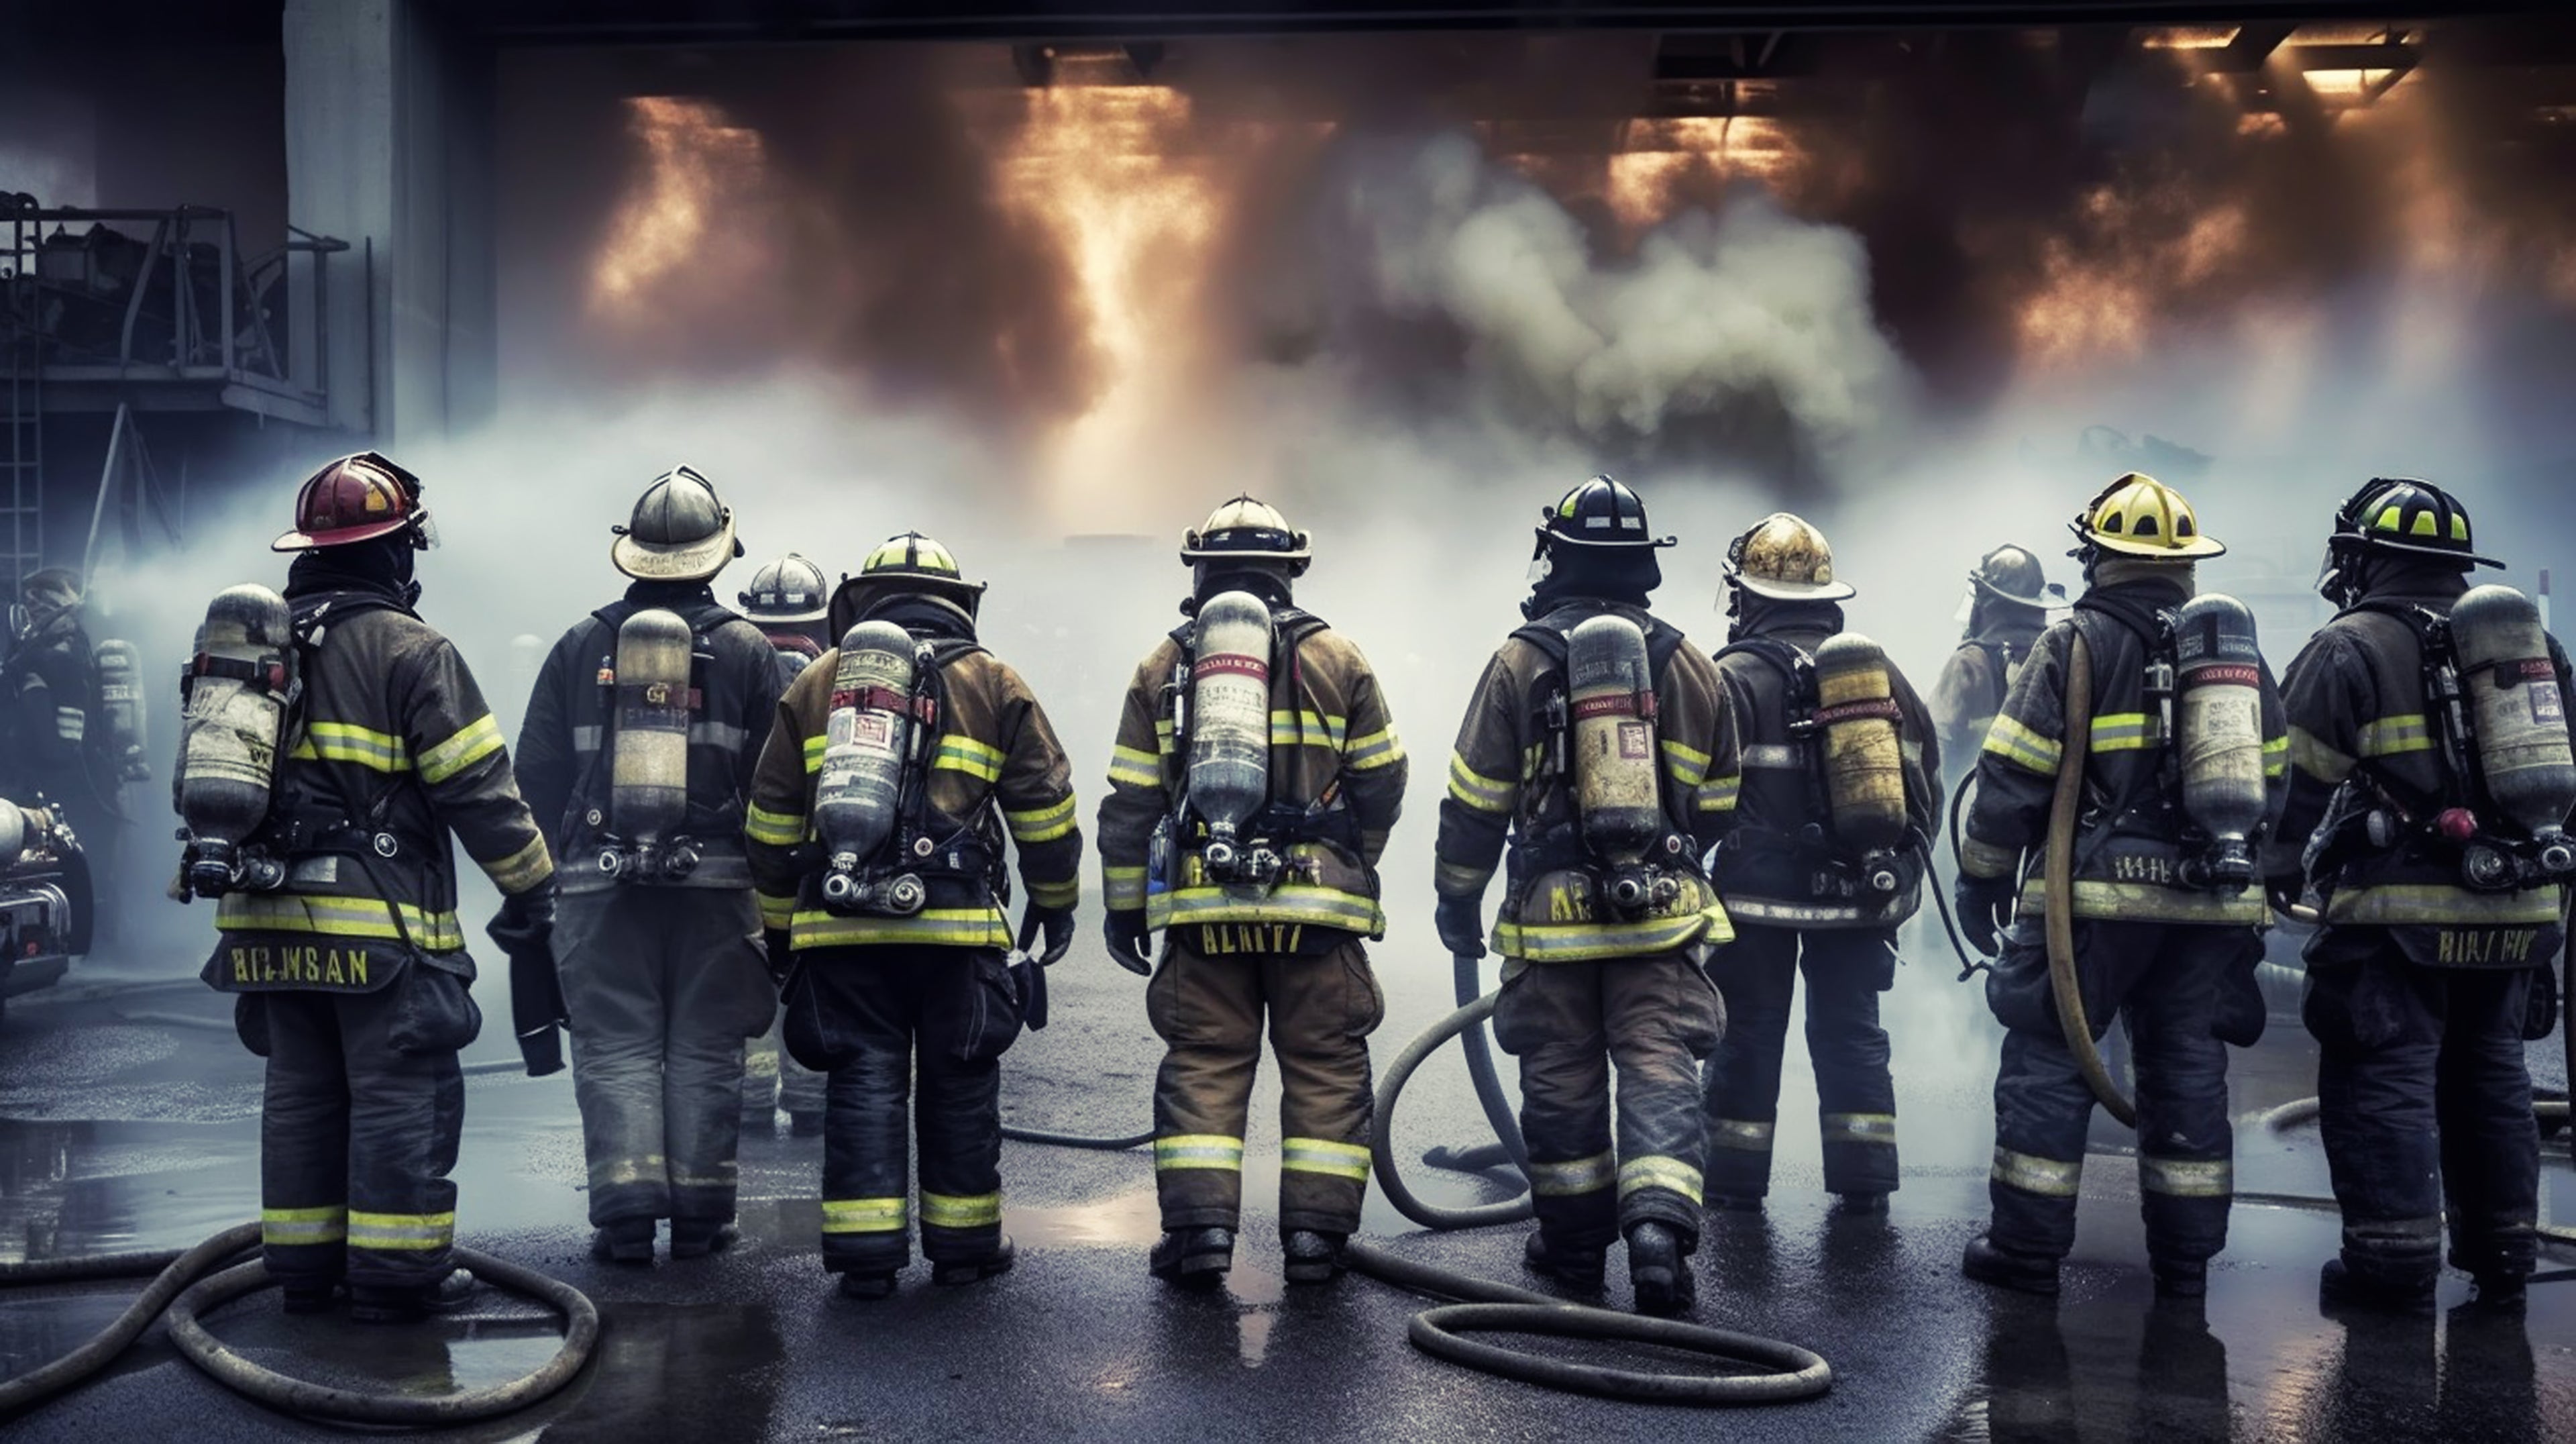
[
  {"x1": 1992, "y1": 1146, "x2": 2082, "y2": 1198},
  {"x1": 689, "y1": 720, "x2": 749, "y2": 751},
  {"x1": 920, "y1": 1191, "x2": 1004, "y2": 1229},
  {"x1": 1280, "y1": 1137, "x2": 1373, "y2": 1181},
  {"x1": 1821, "y1": 1112, "x2": 1896, "y2": 1145},
  {"x1": 572, "y1": 725, "x2": 604, "y2": 752},
  {"x1": 55, "y1": 707, "x2": 85, "y2": 741},
  {"x1": 1708, "y1": 1118, "x2": 1776, "y2": 1152},
  {"x1": 1527, "y1": 1150, "x2": 1616, "y2": 1196},
  {"x1": 1617, "y1": 1155, "x2": 1705, "y2": 1204},
  {"x1": 1720, "y1": 896, "x2": 1884, "y2": 925},
  {"x1": 821, "y1": 1197, "x2": 908, "y2": 1233},
  {"x1": 590, "y1": 1154, "x2": 668, "y2": 1189},
  {"x1": 1153, "y1": 1134, "x2": 1245, "y2": 1171},
  {"x1": 2138, "y1": 1155, "x2": 2233, "y2": 1199},
  {"x1": 1738, "y1": 743, "x2": 1802, "y2": 770}
]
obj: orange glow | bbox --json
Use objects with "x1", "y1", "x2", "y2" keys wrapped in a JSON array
[
  {"x1": 590, "y1": 97, "x2": 767, "y2": 313},
  {"x1": 2012, "y1": 188, "x2": 2253, "y2": 366},
  {"x1": 1601, "y1": 115, "x2": 1802, "y2": 236},
  {"x1": 2139, "y1": 25, "x2": 2240, "y2": 50},
  {"x1": 991, "y1": 85, "x2": 1228, "y2": 532}
]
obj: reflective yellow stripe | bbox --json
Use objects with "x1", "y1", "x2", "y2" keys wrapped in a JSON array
[
  {"x1": 419, "y1": 714, "x2": 504, "y2": 784},
  {"x1": 1527, "y1": 1149, "x2": 1616, "y2": 1196},
  {"x1": 934, "y1": 735, "x2": 1006, "y2": 782},
  {"x1": 1108, "y1": 745, "x2": 1163, "y2": 788},
  {"x1": 2088, "y1": 711, "x2": 2151, "y2": 752},
  {"x1": 1821, "y1": 1112, "x2": 1897, "y2": 1144},
  {"x1": 2139, "y1": 1155, "x2": 2233, "y2": 1199},
  {"x1": 1103, "y1": 865, "x2": 1148, "y2": 911},
  {"x1": 2358, "y1": 713, "x2": 2433, "y2": 758},
  {"x1": 216, "y1": 893, "x2": 466, "y2": 951},
  {"x1": 262, "y1": 1205, "x2": 347, "y2": 1245},
  {"x1": 1958, "y1": 833, "x2": 2021, "y2": 881},
  {"x1": 1617, "y1": 1155, "x2": 1704, "y2": 1205},
  {"x1": 1154, "y1": 1134, "x2": 1244, "y2": 1171},
  {"x1": 1004, "y1": 795, "x2": 1079, "y2": 843},
  {"x1": 802, "y1": 734, "x2": 827, "y2": 774},
  {"x1": 1659, "y1": 737, "x2": 1713, "y2": 780},
  {"x1": 1027, "y1": 877, "x2": 1080, "y2": 911},
  {"x1": 920, "y1": 1190, "x2": 1003, "y2": 1229},
  {"x1": 1992, "y1": 1146, "x2": 2082, "y2": 1198},
  {"x1": 1281, "y1": 1137, "x2": 1372, "y2": 1181},
  {"x1": 1344, "y1": 727, "x2": 1404, "y2": 772},
  {"x1": 2321, "y1": 882, "x2": 2566, "y2": 927},
  {"x1": 1695, "y1": 776, "x2": 1741, "y2": 813},
  {"x1": 790, "y1": 907, "x2": 1012, "y2": 948},
  {"x1": 1269, "y1": 710, "x2": 1348, "y2": 747},
  {"x1": 746, "y1": 802, "x2": 808, "y2": 847},
  {"x1": 2263, "y1": 733, "x2": 2290, "y2": 778},
  {"x1": 481, "y1": 835, "x2": 554, "y2": 895},
  {"x1": 1708, "y1": 1119, "x2": 1774, "y2": 1153},
  {"x1": 2013, "y1": 876, "x2": 2266, "y2": 924},
  {"x1": 299, "y1": 721, "x2": 413, "y2": 772},
  {"x1": 821, "y1": 1197, "x2": 909, "y2": 1233},
  {"x1": 1493, "y1": 905, "x2": 1729, "y2": 962},
  {"x1": 757, "y1": 891, "x2": 796, "y2": 930},
  {"x1": 1983, "y1": 715, "x2": 2062, "y2": 774},
  {"x1": 1446, "y1": 754, "x2": 1515, "y2": 814},
  {"x1": 347, "y1": 1209, "x2": 454, "y2": 1251},
  {"x1": 1146, "y1": 884, "x2": 1383, "y2": 935}
]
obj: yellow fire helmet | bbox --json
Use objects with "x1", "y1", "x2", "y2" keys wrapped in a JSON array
[
  {"x1": 1723, "y1": 512, "x2": 1856, "y2": 602},
  {"x1": 2070, "y1": 472, "x2": 2226, "y2": 560}
]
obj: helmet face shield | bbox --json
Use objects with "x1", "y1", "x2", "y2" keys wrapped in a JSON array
[{"x1": 411, "y1": 508, "x2": 440, "y2": 552}]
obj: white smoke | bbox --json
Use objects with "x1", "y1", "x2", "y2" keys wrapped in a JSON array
[{"x1": 1343, "y1": 133, "x2": 1912, "y2": 469}]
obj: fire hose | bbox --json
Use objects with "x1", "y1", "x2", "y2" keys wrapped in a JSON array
[
  {"x1": 1347, "y1": 979, "x2": 1833, "y2": 1405},
  {"x1": 0, "y1": 1223, "x2": 599, "y2": 1424},
  {"x1": 2043, "y1": 631, "x2": 2138, "y2": 1128}
]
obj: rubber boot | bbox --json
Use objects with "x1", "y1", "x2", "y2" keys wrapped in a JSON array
[
  {"x1": 1834, "y1": 1192, "x2": 1890, "y2": 1216},
  {"x1": 2153, "y1": 1258, "x2": 2207, "y2": 1299},
  {"x1": 350, "y1": 1269, "x2": 478, "y2": 1325},
  {"x1": 1962, "y1": 1236, "x2": 2059, "y2": 1296},
  {"x1": 590, "y1": 1218, "x2": 656, "y2": 1265},
  {"x1": 669, "y1": 1219, "x2": 740, "y2": 1259},
  {"x1": 1521, "y1": 1231, "x2": 1607, "y2": 1292},
  {"x1": 1282, "y1": 1230, "x2": 1346, "y2": 1286},
  {"x1": 2469, "y1": 1272, "x2": 2528, "y2": 1309},
  {"x1": 1627, "y1": 1222, "x2": 1696, "y2": 1316},
  {"x1": 1148, "y1": 1227, "x2": 1234, "y2": 1289},
  {"x1": 2318, "y1": 1257, "x2": 2434, "y2": 1316},
  {"x1": 932, "y1": 1235, "x2": 1017, "y2": 1287},
  {"x1": 837, "y1": 1269, "x2": 898, "y2": 1301}
]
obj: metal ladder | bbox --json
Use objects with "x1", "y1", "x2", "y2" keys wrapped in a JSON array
[{"x1": 1, "y1": 208, "x2": 42, "y2": 593}]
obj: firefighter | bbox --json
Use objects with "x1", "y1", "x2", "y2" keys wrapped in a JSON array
[
  {"x1": 735, "y1": 551, "x2": 834, "y2": 1137},
  {"x1": 1953, "y1": 473, "x2": 2286, "y2": 1300},
  {"x1": 515, "y1": 467, "x2": 784, "y2": 1264},
  {"x1": 3, "y1": 569, "x2": 114, "y2": 880},
  {"x1": 1931, "y1": 546, "x2": 2065, "y2": 790},
  {"x1": 1097, "y1": 497, "x2": 1407, "y2": 1290},
  {"x1": 199, "y1": 453, "x2": 556, "y2": 1323},
  {"x1": 2271, "y1": 478, "x2": 2569, "y2": 1310},
  {"x1": 1702, "y1": 513, "x2": 1941, "y2": 1213},
  {"x1": 1434, "y1": 475, "x2": 1740, "y2": 1315},
  {"x1": 745, "y1": 533, "x2": 1080, "y2": 1300}
]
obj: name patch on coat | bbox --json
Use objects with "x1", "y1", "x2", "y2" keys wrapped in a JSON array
[
  {"x1": 1197, "y1": 923, "x2": 1305, "y2": 955},
  {"x1": 225, "y1": 944, "x2": 379, "y2": 990}
]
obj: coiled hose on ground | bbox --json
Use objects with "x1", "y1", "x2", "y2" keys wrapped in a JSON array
[
  {"x1": 1349, "y1": 981, "x2": 1833, "y2": 1404},
  {"x1": 0, "y1": 1221, "x2": 599, "y2": 1424}
]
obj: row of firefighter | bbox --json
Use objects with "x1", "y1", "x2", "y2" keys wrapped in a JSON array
[{"x1": 159, "y1": 452, "x2": 2567, "y2": 1323}]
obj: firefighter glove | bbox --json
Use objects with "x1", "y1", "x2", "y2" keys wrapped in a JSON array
[
  {"x1": 1955, "y1": 872, "x2": 2017, "y2": 957},
  {"x1": 1434, "y1": 894, "x2": 1487, "y2": 961},
  {"x1": 763, "y1": 928, "x2": 794, "y2": 988},
  {"x1": 2265, "y1": 874, "x2": 2308, "y2": 921},
  {"x1": 487, "y1": 879, "x2": 558, "y2": 956},
  {"x1": 1105, "y1": 909, "x2": 1153, "y2": 976},
  {"x1": 1018, "y1": 903, "x2": 1076, "y2": 967}
]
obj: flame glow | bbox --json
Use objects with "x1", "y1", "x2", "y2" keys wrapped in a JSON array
[
  {"x1": 1601, "y1": 116, "x2": 1801, "y2": 237},
  {"x1": 589, "y1": 97, "x2": 767, "y2": 315}
]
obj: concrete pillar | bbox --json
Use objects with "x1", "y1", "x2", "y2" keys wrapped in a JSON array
[{"x1": 282, "y1": 0, "x2": 494, "y2": 446}]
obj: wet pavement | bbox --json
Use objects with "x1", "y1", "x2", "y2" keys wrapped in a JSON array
[{"x1": 0, "y1": 932, "x2": 2569, "y2": 1441}]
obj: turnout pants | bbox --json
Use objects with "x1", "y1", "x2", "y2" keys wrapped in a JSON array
[
  {"x1": 557, "y1": 888, "x2": 777, "y2": 1227},
  {"x1": 1985, "y1": 920, "x2": 2256, "y2": 1266},
  {"x1": 743, "y1": 1019, "x2": 828, "y2": 1123},
  {"x1": 1491, "y1": 949, "x2": 1725, "y2": 1251},
  {"x1": 251, "y1": 978, "x2": 469, "y2": 1292},
  {"x1": 1148, "y1": 936, "x2": 1383, "y2": 1237},
  {"x1": 2303, "y1": 931, "x2": 2540, "y2": 1289},
  {"x1": 1701, "y1": 923, "x2": 1900, "y2": 1199},
  {"x1": 785, "y1": 945, "x2": 1024, "y2": 1274}
]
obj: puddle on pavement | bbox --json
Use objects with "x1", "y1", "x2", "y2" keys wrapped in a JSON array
[{"x1": 0, "y1": 1115, "x2": 260, "y2": 1259}]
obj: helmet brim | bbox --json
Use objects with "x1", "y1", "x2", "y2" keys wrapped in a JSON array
[
  {"x1": 1536, "y1": 526, "x2": 1679, "y2": 551},
  {"x1": 272, "y1": 517, "x2": 415, "y2": 553},
  {"x1": 743, "y1": 601, "x2": 829, "y2": 623},
  {"x1": 2350, "y1": 535, "x2": 2503, "y2": 568},
  {"x1": 1731, "y1": 574, "x2": 1856, "y2": 602},
  {"x1": 2084, "y1": 532, "x2": 2228, "y2": 560},
  {"x1": 612, "y1": 513, "x2": 739, "y2": 581},
  {"x1": 1976, "y1": 578, "x2": 2072, "y2": 609}
]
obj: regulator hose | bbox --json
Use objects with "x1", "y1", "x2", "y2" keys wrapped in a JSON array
[
  {"x1": 2044, "y1": 631, "x2": 2137, "y2": 1127},
  {"x1": 0, "y1": 1223, "x2": 599, "y2": 1425},
  {"x1": 1349, "y1": 986, "x2": 1833, "y2": 1405}
]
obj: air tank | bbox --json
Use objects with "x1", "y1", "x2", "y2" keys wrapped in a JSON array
[
  {"x1": 1567, "y1": 614, "x2": 1664, "y2": 895},
  {"x1": 607, "y1": 609, "x2": 693, "y2": 861},
  {"x1": 2451, "y1": 584, "x2": 2576, "y2": 873},
  {"x1": 0, "y1": 799, "x2": 26, "y2": 870},
  {"x1": 1813, "y1": 633, "x2": 1909, "y2": 888},
  {"x1": 816, "y1": 621, "x2": 919, "y2": 911},
  {"x1": 2172, "y1": 594, "x2": 2268, "y2": 887},
  {"x1": 1187, "y1": 590, "x2": 1273, "y2": 877},
  {"x1": 92, "y1": 637, "x2": 148, "y2": 782},
  {"x1": 174, "y1": 584, "x2": 296, "y2": 897}
]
